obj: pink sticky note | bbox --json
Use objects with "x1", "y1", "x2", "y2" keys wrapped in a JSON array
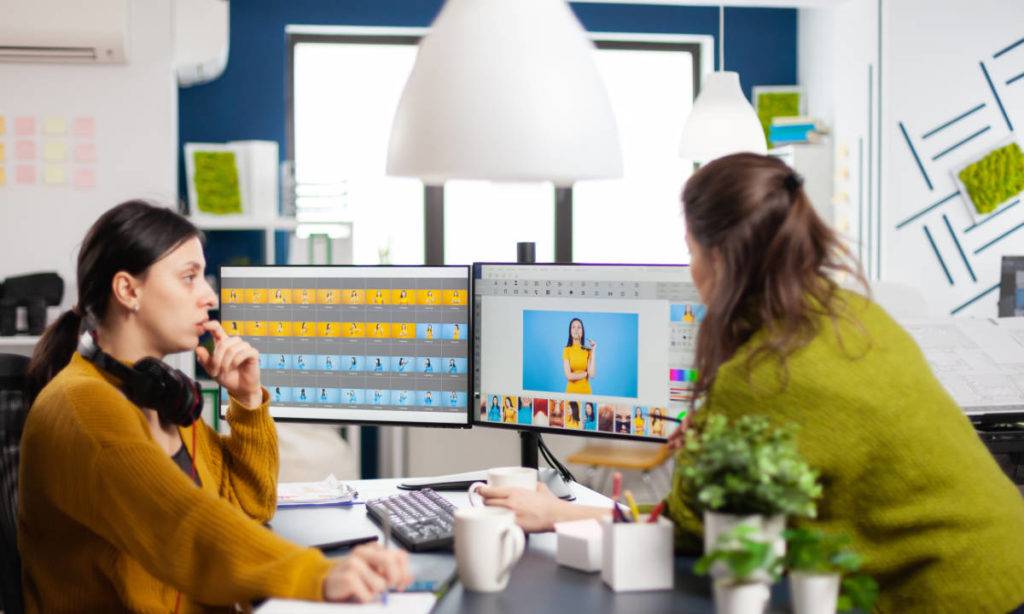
[
  {"x1": 15, "y1": 165, "x2": 36, "y2": 185},
  {"x1": 14, "y1": 117, "x2": 35, "y2": 136},
  {"x1": 73, "y1": 168, "x2": 96, "y2": 189},
  {"x1": 74, "y1": 142, "x2": 97, "y2": 163},
  {"x1": 15, "y1": 140, "x2": 36, "y2": 160},
  {"x1": 72, "y1": 117, "x2": 95, "y2": 138}
]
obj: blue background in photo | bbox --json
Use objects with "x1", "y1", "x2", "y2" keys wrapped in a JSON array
[
  {"x1": 582, "y1": 402, "x2": 598, "y2": 430},
  {"x1": 369, "y1": 389, "x2": 390, "y2": 405},
  {"x1": 417, "y1": 357, "x2": 441, "y2": 373},
  {"x1": 315, "y1": 387, "x2": 341, "y2": 404},
  {"x1": 271, "y1": 353, "x2": 292, "y2": 370},
  {"x1": 391, "y1": 356, "x2": 415, "y2": 373},
  {"x1": 317, "y1": 355, "x2": 340, "y2": 371},
  {"x1": 270, "y1": 386, "x2": 290, "y2": 404},
  {"x1": 369, "y1": 356, "x2": 389, "y2": 373},
  {"x1": 342, "y1": 355, "x2": 365, "y2": 372},
  {"x1": 443, "y1": 357, "x2": 467, "y2": 374},
  {"x1": 294, "y1": 354, "x2": 315, "y2": 370},
  {"x1": 670, "y1": 303, "x2": 706, "y2": 323},
  {"x1": 417, "y1": 323, "x2": 440, "y2": 340},
  {"x1": 342, "y1": 389, "x2": 365, "y2": 405},
  {"x1": 293, "y1": 387, "x2": 313, "y2": 404},
  {"x1": 393, "y1": 390, "x2": 415, "y2": 406},
  {"x1": 418, "y1": 390, "x2": 441, "y2": 406},
  {"x1": 258, "y1": 354, "x2": 268, "y2": 369},
  {"x1": 441, "y1": 323, "x2": 466, "y2": 340},
  {"x1": 517, "y1": 403, "x2": 532, "y2": 425},
  {"x1": 444, "y1": 392, "x2": 467, "y2": 408},
  {"x1": 522, "y1": 310, "x2": 639, "y2": 397}
]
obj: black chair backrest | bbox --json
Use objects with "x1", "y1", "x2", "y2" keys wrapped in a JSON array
[{"x1": 0, "y1": 353, "x2": 29, "y2": 614}]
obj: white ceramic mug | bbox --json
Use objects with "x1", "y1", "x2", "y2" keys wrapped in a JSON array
[
  {"x1": 454, "y1": 507, "x2": 526, "y2": 592},
  {"x1": 467, "y1": 466, "x2": 538, "y2": 506}
]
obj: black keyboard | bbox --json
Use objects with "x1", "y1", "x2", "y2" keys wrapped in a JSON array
[{"x1": 366, "y1": 488, "x2": 457, "y2": 552}]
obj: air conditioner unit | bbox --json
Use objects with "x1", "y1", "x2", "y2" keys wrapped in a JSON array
[{"x1": 0, "y1": 0, "x2": 128, "y2": 64}]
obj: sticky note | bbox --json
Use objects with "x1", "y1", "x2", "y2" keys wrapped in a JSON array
[
  {"x1": 74, "y1": 142, "x2": 97, "y2": 162},
  {"x1": 0, "y1": 143, "x2": 4, "y2": 163},
  {"x1": 15, "y1": 165, "x2": 35, "y2": 185},
  {"x1": 0, "y1": 167, "x2": 6, "y2": 186},
  {"x1": 42, "y1": 117, "x2": 66, "y2": 135},
  {"x1": 73, "y1": 168, "x2": 95, "y2": 189},
  {"x1": 0, "y1": 117, "x2": 5, "y2": 135},
  {"x1": 14, "y1": 117, "x2": 34, "y2": 136},
  {"x1": 43, "y1": 141, "x2": 67, "y2": 162},
  {"x1": 43, "y1": 165, "x2": 65, "y2": 185},
  {"x1": 72, "y1": 117, "x2": 95, "y2": 138},
  {"x1": 15, "y1": 140, "x2": 35, "y2": 160}
]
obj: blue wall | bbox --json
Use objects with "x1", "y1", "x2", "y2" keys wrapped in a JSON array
[{"x1": 178, "y1": 1, "x2": 797, "y2": 477}]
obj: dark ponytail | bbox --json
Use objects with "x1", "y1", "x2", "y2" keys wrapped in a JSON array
[
  {"x1": 25, "y1": 200, "x2": 201, "y2": 403},
  {"x1": 682, "y1": 153, "x2": 866, "y2": 403}
]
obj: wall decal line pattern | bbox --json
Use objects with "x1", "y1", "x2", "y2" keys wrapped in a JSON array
[
  {"x1": 923, "y1": 225, "x2": 954, "y2": 285},
  {"x1": 951, "y1": 282, "x2": 1000, "y2": 315},
  {"x1": 922, "y1": 103, "x2": 987, "y2": 140},
  {"x1": 932, "y1": 125, "x2": 992, "y2": 161},
  {"x1": 895, "y1": 191, "x2": 960, "y2": 229},
  {"x1": 973, "y1": 220, "x2": 1024, "y2": 255},
  {"x1": 898, "y1": 120, "x2": 933, "y2": 191},
  {"x1": 993, "y1": 35, "x2": 1024, "y2": 59},
  {"x1": 980, "y1": 61, "x2": 1014, "y2": 132},
  {"x1": 942, "y1": 214, "x2": 977, "y2": 282},
  {"x1": 963, "y1": 199, "x2": 1019, "y2": 233}
]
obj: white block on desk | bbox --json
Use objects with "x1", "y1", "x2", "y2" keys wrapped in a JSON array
[
  {"x1": 257, "y1": 593, "x2": 435, "y2": 613},
  {"x1": 601, "y1": 517, "x2": 674, "y2": 592},
  {"x1": 555, "y1": 519, "x2": 603, "y2": 572}
]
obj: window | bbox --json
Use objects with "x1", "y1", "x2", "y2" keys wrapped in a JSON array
[
  {"x1": 291, "y1": 34, "x2": 424, "y2": 264},
  {"x1": 444, "y1": 181, "x2": 555, "y2": 264},
  {"x1": 573, "y1": 41, "x2": 697, "y2": 264}
]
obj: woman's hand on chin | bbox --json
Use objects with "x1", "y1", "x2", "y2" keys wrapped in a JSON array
[{"x1": 195, "y1": 320, "x2": 263, "y2": 408}]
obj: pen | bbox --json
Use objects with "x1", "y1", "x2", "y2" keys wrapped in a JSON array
[
  {"x1": 611, "y1": 472, "x2": 623, "y2": 523},
  {"x1": 660, "y1": 410, "x2": 689, "y2": 423},
  {"x1": 623, "y1": 490, "x2": 641, "y2": 523},
  {"x1": 381, "y1": 512, "x2": 391, "y2": 605},
  {"x1": 647, "y1": 501, "x2": 666, "y2": 523}
]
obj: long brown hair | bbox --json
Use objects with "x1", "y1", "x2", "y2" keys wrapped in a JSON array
[
  {"x1": 682, "y1": 153, "x2": 865, "y2": 402},
  {"x1": 26, "y1": 200, "x2": 201, "y2": 403}
]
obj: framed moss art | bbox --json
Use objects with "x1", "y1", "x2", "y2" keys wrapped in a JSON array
[
  {"x1": 752, "y1": 85, "x2": 805, "y2": 145},
  {"x1": 952, "y1": 138, "x2": 1024, "y2": 220}
]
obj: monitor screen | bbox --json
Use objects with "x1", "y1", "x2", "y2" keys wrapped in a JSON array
[
  {"x1": 218, "y1": 266, "x2": 471, "y2": 427},
  {"x1": 998, "y1": 255, "x2": 1024, "y2": 317},
  {"x1": 473, "y1": 263, "x2": 701, "y2": 441}
]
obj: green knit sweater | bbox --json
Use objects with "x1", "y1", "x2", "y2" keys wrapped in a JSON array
[{"x1": 665, "y1": 291, "x2": 1024, "y2": 613}]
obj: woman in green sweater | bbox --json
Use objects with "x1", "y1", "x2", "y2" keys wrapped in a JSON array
[{"x1": 478, "y1": 153, "x2": 1024, "y2": 612}]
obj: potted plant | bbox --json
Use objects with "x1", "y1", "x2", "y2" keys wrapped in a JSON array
[
  {"x1": 783, "y1": 527, "x2": 879, "y2": 614},
  {"x1": 695, "y1": 525, "x2": 781, "y2": 614},
  {"x1": 681, "y1": 414, "x2": 822, "y2": 561}
]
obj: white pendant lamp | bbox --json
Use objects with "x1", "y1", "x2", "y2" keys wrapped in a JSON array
[
  {"x1": 679, "y1": 6, "x2": 767, "y2": 163},
  {"x1": 386, "y1": 0, "x2": 623, "y2": 186}
]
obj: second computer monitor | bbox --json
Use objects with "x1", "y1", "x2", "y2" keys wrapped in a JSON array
[{"x1": 473, "y1": 263, "x2": 701, "y2": 442}]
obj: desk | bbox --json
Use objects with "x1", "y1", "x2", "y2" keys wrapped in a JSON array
[{"x1": 270, "y1": 479, "x2": 790, "y2": 613}]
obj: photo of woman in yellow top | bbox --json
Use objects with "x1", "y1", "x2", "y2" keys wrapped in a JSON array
[
  {"x1": 502, "y1": 396, "x2": 518, "y2": 423},
  {"x1": 562, "y1": 317, "x2": 596, "y2": 394},
  {"x1": 633, "y1": 407, "x2": 646, "y2": 435}
]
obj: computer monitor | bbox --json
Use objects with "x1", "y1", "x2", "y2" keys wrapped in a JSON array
[
  {"x1": 998, "y1": 256, "x2": 1024, "y2": 317},
  {"x1": 218, "y1": 265, "x2": 471, "y2": 427},
  {"x1": 472, "y1": 263, "x2": 701, "y2": 442}
]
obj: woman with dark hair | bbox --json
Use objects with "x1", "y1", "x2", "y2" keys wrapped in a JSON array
[
  {"x1": 21, "y1": 201, "x2": 410, "y2": 612},
  {"x1": 477, "y1": 155, "x2": 1024, "y2": 612},
  {"x1": 562, "y1": 317, "x2": 596, "y2": 393}
]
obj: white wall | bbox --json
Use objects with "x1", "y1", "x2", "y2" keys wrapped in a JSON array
[
  {"x1": 800, "y1": 0, "x2": 1024, "y2": 316},
  {"x1": 0, "y1": 0, "x2": 177, "y2": 309}
]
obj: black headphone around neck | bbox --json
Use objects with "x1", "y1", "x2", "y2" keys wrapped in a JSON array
[{"x1": 77, "y1": 331, "x2": 203, "y2": 427}]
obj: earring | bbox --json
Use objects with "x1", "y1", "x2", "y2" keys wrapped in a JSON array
[{"x1": 131, "y1": 304, "x2": 140, "y2": 313}]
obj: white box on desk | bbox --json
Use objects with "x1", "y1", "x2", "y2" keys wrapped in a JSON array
[
  {"x1": 555, "y1": 519, "x2": 603, "y2": 572},
  {"x1": 601, "y1": 517, "x2": 674, "y2": 592}
]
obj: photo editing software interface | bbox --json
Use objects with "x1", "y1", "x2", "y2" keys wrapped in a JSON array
[
  {"x1": 473, "y1": 263, "x2": 702, "y2": 441},
  {"x1": 218, "y1": 266, "x2": 470, "y2": 425}
]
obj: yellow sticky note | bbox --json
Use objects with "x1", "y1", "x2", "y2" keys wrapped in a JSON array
[
  {"x1": 43, "y1": 165, "x2": 65, "y2": 185},
  {"x1": 0, "y1": 167, "x2": 6, "y2": 186},
  {"x1": 43, "y1": 117, "x2": 66, "y2": 135},
  {"x1": 43, "y1": 141, "x2": 67, "y2": 162}
]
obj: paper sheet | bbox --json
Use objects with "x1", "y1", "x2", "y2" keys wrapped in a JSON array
[
  {"x1": 257, "y1": 594, "x2": 436, "y2": 613},
  {"x1": 278, "y1": 474, "x2": 358, "y2": 506}
]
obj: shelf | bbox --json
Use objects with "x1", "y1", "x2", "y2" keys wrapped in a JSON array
[
  {"x1": 0, "y1": 335, "x2": 41, "y2": 346},
  {"x1": 191, "y1": 217, "x2": 299, "y2": 231}
]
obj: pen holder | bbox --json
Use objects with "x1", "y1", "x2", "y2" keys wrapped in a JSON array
[{"x1": 600, "y1": 517, "x2": 674, "y2": 592}]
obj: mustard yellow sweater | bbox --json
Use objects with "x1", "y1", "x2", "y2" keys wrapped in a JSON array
[
  {"x1": 18, "y1": 353, "x2": 332, "y2": 613},
  {"x1": 665, "y1": 292, "x2": 1024, "y2": 613}
]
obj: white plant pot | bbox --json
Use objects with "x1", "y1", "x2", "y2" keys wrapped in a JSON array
[
  {"x1": 703, "y1": 511, "x2": 786, "y2": 580},
  {"x1": 713, "y1": 581, "x2": 771, "y2": 614},
  {"x1": 789, "y1": 572, "x2": 841, "y2": 614}
]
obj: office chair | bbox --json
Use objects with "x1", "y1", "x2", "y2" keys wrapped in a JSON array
[{"x1": 0, "y1": 353, "x2": 29, "y2": 614}]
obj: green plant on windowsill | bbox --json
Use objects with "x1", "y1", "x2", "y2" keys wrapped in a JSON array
[
  {"x1": 681, "y1": 414, "x2": 822, "y2": 517},
  {"x1": 784, "y1": 527, "x2": 879, "y2": 612}
]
